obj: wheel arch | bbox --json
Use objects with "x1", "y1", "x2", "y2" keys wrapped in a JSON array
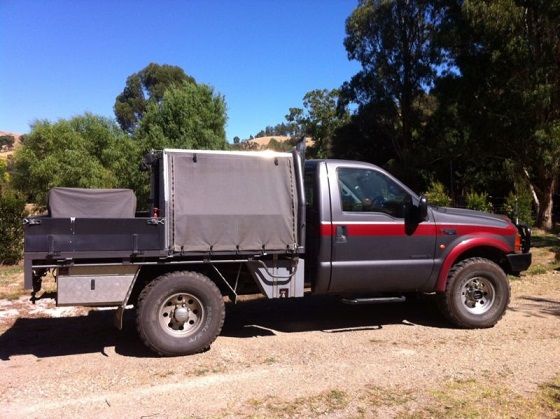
[
  {"x1": 127, "y1": 263, "x2": 232, "y2": 307},
  {"x1": 436, "y1": 237, "x2": 511, "y2": 292}
]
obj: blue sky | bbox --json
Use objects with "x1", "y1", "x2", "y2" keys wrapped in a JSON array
[{"x1": 0, "y1": 0, "x2": 360, "y2": 141}]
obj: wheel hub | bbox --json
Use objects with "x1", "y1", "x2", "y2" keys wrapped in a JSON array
[
  {"x1": 174, "y1": 307, "x2": 190, "y2": 322},
  {"x1": 472, "y1": 289, "x2": 483, "y2": 300},
  {"x1": 158, "y1": 292, "x2": 204, "y2": 337},
  {"x1": 461, "y1": 276, "x2": 496, "y2": 315}
]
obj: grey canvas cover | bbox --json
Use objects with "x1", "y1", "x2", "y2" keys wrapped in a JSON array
[
  {"x1": 48, "y1": 187, "x2": 137, "y2": 218},
  {"x1": 166, "y1": 150, "x2": 298, "y2": 252}
]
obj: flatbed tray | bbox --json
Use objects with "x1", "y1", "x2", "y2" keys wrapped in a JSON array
[{"x1": 24, "y1": 217, "x2": 165, "y2": 254}]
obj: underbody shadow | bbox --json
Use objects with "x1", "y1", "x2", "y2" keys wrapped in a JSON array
[{"x1": 221, "y1": 294, "x2": 447, "y2": 338}]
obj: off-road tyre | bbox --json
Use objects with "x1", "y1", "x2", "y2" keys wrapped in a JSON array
[
  {"x1": 437, "y1": 257, "x2": 510, "y2": 328},
  {"x1": 136, "y1": 271, "x2": 225, "y2": 356}
]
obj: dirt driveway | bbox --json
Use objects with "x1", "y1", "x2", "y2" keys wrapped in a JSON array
[{"x1": 1, "y1": 271, "x2": 559, "y2": 418}]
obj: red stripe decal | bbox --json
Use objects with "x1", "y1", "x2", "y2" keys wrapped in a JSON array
[
  {"x1": 320, "y1": 224, "x2": 335, "y2": 236},
  {"x1": 320, "y1": 223, "x2": 516, "y2": 237},
  {"x1": 346, "y1": 223, "x2": 437, "y2": 236}
]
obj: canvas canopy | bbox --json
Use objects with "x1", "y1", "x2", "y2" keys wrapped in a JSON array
[
  {"x1": 48, "y1": 187, "x2": 137, "y2": 218},
  {"x1": 165, "y1": 150, "x2": 299, "y2": 253}
]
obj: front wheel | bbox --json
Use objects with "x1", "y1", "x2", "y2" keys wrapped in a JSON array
[
  {"x1": 136, "y1": 271, "x2": 225, "y2": 356},
  {"x1": 438, "y1": 257, "x2": 510, "y2": 328}
]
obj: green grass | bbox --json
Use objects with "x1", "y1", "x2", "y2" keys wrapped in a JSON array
[{"x1": 527, "y1": 264, "x2": 550, "y2": 276}]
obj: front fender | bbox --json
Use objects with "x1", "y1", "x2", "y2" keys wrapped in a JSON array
[{"x1": 435, "y1": 235, "x2": 512, "y2": 292}]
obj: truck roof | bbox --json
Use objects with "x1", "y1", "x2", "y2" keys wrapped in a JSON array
[{"x1": 162, "y1": 148, "x2": 293, "y2": 158}]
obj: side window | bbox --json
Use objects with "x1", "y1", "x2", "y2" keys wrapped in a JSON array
[{"x1": 337, "y1": 167, "x2": 410, "y2": 218}]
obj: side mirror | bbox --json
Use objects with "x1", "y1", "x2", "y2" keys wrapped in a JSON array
[{"x1": 418, "y1": 195, "x2": 428, "y2": 221}]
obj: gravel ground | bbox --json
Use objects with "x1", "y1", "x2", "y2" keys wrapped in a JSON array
[{"x1": 1, "y1": 271, "x2": 559, "y2": 418}]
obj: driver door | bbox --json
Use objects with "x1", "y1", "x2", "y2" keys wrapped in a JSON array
[{"x1": 328, "y1": 164, "x2": 436, "y2": 293}]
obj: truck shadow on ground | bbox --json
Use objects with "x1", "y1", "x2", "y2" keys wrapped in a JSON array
[
  {"x1": 221, "y1": 295, "x2": 447, "y2": 338},
  {"x1": 0, "y1": 295, "x2": 447, "y2": 360},
  {"x1": 513, "y1": 296, "x2": 560, "y2": 318}
]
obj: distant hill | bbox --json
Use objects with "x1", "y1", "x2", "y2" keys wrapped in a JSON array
[
  {"x1": 248, "y1": 135, "x2": 313, "y2": 149},
  {"x1": 250, "y1": 135, "x2": 290, "y2": 147}
]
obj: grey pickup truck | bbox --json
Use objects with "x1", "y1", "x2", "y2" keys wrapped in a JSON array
[{"x1": 23, "y1": 148, "x2": 531, "y2": 356}]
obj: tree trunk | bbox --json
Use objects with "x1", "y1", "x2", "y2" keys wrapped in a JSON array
[
  {"x1": 535, "y1": 176, "x2": 556, "y2": 231},
  {"x1": 523, "y1": 168, "x2": 540, "y2": 215}
]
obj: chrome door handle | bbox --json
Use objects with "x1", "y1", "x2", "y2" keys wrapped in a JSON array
[{"x1": 335, "y1": 225, "x2": 347, "y2": 243}]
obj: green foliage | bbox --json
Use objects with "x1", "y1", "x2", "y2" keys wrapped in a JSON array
[
  {"x1": 0, "y1": 193, "x2": 25, "y2": 264},
  {"x1": 114, "y1": 63, "x2": 195, "y2": 133},
  {"x1": 331, "y1": 0, "x2": 559, "y2": 228},
  {"x1": 136, "y1": 82, "x2": 227, "y2": 151},
  {"x1": 12, "y1": 114, "x2": 138, "y2": 206},
  {"x1": 0, "y1": 160, "x2": 9, "y2": 190},
  {"x1": 286, "y1": 89, "x2": 348, "y2": 158},
  {"x1": 504, "y1": 182, "x2": 534, "y2": 226},
  {"x1": 134, "y1": 82, "x2": 227, "y2": 202},
  {"x1": 342, "y1": 0, "x2": 445, "y2": 166},
  {"x1": 254, "y1": 122, "x2": 300, "y2": 139},
  {"x1": 465, "y1": 191, "x2": 493, "y2": 213},
  {"x1": 424, "y1": 181, "x2": 451, "y2": 207},
  {"x1": 434, "y1": 0, "x2": 560, "y2": 228}
]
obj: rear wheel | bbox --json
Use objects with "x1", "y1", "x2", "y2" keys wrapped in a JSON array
[
  {"x1": 136, "y1": 271, "x2": 225, "y2": 356},
  {"x1": 438, "y1": 257, "x2": 510, "y2": 328}
]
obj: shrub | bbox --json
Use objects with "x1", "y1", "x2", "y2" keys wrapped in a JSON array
[
  {"x1": 424, "y1": 181, "x2": 452, "y2": 207},
  {"x1": 0, "y1": 135, "x2": 15, "y2": 148},
  {"x1": 465, "y1": 191, "x2": 493, "y2": 212},
  {"x1": 504, "y1": 184, "x2": 534, "y2": 226},
  {"x1": 0, "y1": 193, "x2": 26, "y2": 264}
]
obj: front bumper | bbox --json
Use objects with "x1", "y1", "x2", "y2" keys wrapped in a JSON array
[{"x1": 507, "y1": 252, "x2": 532, "y2": 273}]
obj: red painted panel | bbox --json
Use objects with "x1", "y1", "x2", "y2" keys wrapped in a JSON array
[{"x1": 435, "y1": 237, "x2": 512, "y2": 292}]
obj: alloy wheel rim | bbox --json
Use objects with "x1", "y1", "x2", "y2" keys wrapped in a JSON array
[
  {"x1": 158, "y1": 292, "x2": 204, "y2": 337},
  {"x1": 460, "y1": 276, "x2": 496, "y2": 315}
]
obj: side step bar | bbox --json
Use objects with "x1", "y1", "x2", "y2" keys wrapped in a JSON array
[{"x1": 341, "y1": 296, "x2": 406, "y2": 305}]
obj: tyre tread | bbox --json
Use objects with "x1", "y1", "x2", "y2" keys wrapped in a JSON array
[
  {"x1": 136, "y1": 271, "x2": 225, "y2": 356},
  {"x1": 437, "y1": 257, "x2": 510, "y2": 328}
]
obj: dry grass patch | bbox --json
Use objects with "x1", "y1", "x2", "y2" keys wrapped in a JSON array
[
  {"x1": 0, "y1": 265, "x2": 25, "y2": 300},
  {"x1": 242, "y1": 389, "x2": 348, "y2": 418},
  {"x1": 357, "y1": 385, "x2": 415, "y2": 414},
  {"x1": 0, "y1": 266, "x2": 58, "y2": 300},
  {"x1": 530, "y1": 230, "x2": 560, "y2": 270},
  {"x1": 400, "y1": 375, "x2": 560, "y2": 418}
]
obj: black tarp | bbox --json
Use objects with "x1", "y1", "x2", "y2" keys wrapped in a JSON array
[
  {"x1": 166, "y1": 150, "x2": 298, "y2": 252},
  {"x1": 48, "y1": 187, "x2": 137, "y2": 218}
]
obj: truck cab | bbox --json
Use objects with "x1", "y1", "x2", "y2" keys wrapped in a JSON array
[{"x1": 305, "y1": 159, "x2": 531, "y2": 323}]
